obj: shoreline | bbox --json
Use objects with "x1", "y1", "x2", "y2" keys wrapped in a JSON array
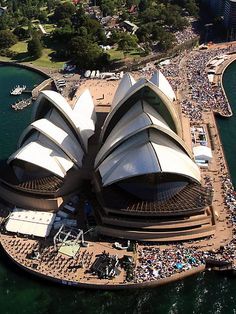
[
  {"x1": 213, "y1": 52, "x2": 236, "y2": 117},
  {"x1": 0, "y1": 61, "x2": 50, "y2": 79}
]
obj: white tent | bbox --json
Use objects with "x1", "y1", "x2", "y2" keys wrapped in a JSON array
[
  {"x1": 193, "y1": 146, "x2": 212, "y2": 161},
  {"x1": 6, "y1": 208, "x2": 56, "y2": 238}
]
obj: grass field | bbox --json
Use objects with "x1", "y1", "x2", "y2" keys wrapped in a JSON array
[
  {"x1": 108, "y1": 49, "x2": 124, "y2": 61},
  {"x1": 31, "y1": 48, "x2": 64, "y2": 68},
  {"x1": 10, "y1": 41, "x2": 28, "y2": 53},
  {"x1": 108, "y1": 48, "x2": 143, "y2": 62},
  {"x1": 0, "y1": 38, "x2": 143, "y2": 70},
  {"x1": 0, "y1": 40, "x2": 66, "y2": 69}
]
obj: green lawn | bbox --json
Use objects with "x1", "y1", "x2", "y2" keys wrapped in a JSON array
[
  {"x1": 43, "y1": 23, "x2": 56, "y2": 33},
  {"x1": 0, "y1": 40, "x2": 65, "y2": 69},
  {"x1": 108, "y1": 48, "x2": 143, "y2": 62},
  {"x1": 31, "y1": 48, "x2": 64, "y2": 69},
  {"x1": 10, "y1": 41, "x2": 28, "y2": 53},
  {"x1": 108, "y1": 49, "x2": 124, "y2": 61}
]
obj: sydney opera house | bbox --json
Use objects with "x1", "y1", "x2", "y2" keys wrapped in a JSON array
[
  {"x1": 0, "y1": 89, "x2": 96, "y2": 210},
  {"x1": 93, "y1": 71, "x2": 215, "y2": 241},
  {"x1": 0, "y1": 71, "x2": 216, "y2": 242}
]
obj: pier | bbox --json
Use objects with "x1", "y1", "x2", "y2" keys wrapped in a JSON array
[{"x1": 31, "y1": 78, "x2": 53, "y2": 99}]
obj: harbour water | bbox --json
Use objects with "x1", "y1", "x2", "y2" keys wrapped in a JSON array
[
  {"x1": 0, "y1": 65, "x2": 46, "y2": 165},
  {"x1": 0, "y1": 64, "x2": 236, "y2": 313}
]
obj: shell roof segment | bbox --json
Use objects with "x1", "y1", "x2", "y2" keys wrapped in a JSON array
[
  {"x1": 9, "y1": 89, "x2": 96, "y2": 179},
  {"x1": 32, "y1": 90, "x2": 96, "y2": 152},
  {"x1": 100, "y1": 74, "x2": 181, "y2": 143},
  {"x1": 97, "y1": 71, "x2": 201, "y2": 187}
]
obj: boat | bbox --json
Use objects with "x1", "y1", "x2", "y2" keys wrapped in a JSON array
[
  {"x1": 10, "y1": 85, "x2": 26, "y2": 96},
  {"x1": 11, "y1": 98, "x2": 32, "y2": 110}
]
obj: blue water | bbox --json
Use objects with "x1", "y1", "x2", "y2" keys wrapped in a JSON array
[
  {"x1": 217, "y1": 61, "x2": 236, "y2": 187},
  {"x1": 0, "y1": 64, "x2": 236, "y2": 313},
  {"x1": 0, "y1": 65, "x2": 45, "y2": 163}
]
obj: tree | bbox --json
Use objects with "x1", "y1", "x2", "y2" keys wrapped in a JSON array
[
  {"x1": 136, "y1": 24, "x2": 151, "y2": 42},
  {"x1": 27, "y1": 36, "x2": 43, "y2": 58},
  {"x1": 38, "y1": 11, "x2": 48, "y2": 23},
  {"x1": 97, "y1": 0, "x2": 116, "y2": 16},
  {"x1": 57, "y1": 17, "x2": 72, "y2": 28},
  {"x1": 118, "y1": 33, "x2": 138, "y2": 51},
  {"x1": 52, "y1": 25, "x2": 74, "y2": 44},
  {"x1": 0, "y1": 15, "x2": 9, "y2": 30},
  {"x1": 53, "y1": 2, "x2": 76, "y2": 25},
  {"x1": 13, "y1": 27, "x2": 30, "y2": 40},
  {"x1": 158, "y1": 32, "x2": 175, "y2": 51},
  {"x1": 69, "y1": 36, "x2": 105, "y2": 68},
  {"x1": 139, "y1": 0, "x2": 151, "y2": 12},
  {"x1": 0, "y1": 30, "x2": 17, "y2": 49}
]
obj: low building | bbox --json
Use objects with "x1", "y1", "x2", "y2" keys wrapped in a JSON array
[{"x1": 122, "y1": 20, "x2": 139, "y2": 34}]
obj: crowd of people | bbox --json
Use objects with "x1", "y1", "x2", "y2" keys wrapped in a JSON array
[
  {"x1": 132, "y1": 44, "x2": 236, "y2": 283},
  {"x1": 134, "y1": 246, "x2": 205, "y2": 282},
  {"x1": 181, "y1": 47, "x2": 235, "y2": 121},
  {"x1": 174, "y1": 18, "x2": 199, "y2": 45},
  {"x1": 206, "y1": 173, "x2": 236, "y2": 264}
]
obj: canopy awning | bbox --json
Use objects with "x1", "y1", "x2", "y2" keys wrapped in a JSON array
[
  {"x1": 5, "y1": 207, "x2": 56, "y2": 238},
  {"x1": 193, "y1": 146, "x2": 212, "y2": 161}
]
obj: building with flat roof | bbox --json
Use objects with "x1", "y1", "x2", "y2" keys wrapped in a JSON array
[{"x1": 93, "y1": 71, "x2": 215, "y2": 242}]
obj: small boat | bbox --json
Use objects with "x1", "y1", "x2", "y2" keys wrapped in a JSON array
[
  {"x1": 11, "y1": 98, "x2": 32, "y2": 110},
  {"x1": 10, "y1": 85, "x2": 26, "y2": 96}
]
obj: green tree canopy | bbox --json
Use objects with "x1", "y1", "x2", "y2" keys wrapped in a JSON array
[
  {"x1": 27, "y1": 35, "x2": 43, "y2": 58},
  {"x1": 118, "y1": 33, "x2": 138, "y2": 51},
  {"x1": 13, "y1": 26, "x2": 30, "y2": 40},
  {"x1": 0, "y1": 30, "x2": 17, "y2": 49},
  {"x1": 53, "y1": 2, "x2": 76, "y2": 25},
  {"x1": 69, "y1": 36, "x2": 107, "y2": 68}
]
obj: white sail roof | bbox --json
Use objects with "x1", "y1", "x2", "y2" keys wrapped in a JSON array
[
  {"x1": 111, "y1": 73, "x2": 136, "y2": 110},
  {"x1": 33, "y1": 90, "x2": 95, "y2": 152},
  {"x1": 19, "y1": 119, "x2": 84, "y2": 168},
  {"x1": 95, "y1": 100, "x2": 191, "y2": 168},
  {"x1": 45, "y1": 109, "x2": 79, "y2": 141},
  {"x1": 98, "y1": 130, "x2": 200, "y2": 187},
  {"x1": 101, "y1": 78, "x2": 181, "y2": 142},
  {"x1": 73, "y1": 89, "x2": 97, "y2": 124},
  {"x1": 100, "y1": 143, "x2": 160, "y2": 186},
  {"x1": 150, "y1": 70, "x2": 176, "y2": 101},
  {"x1": 8, "y1": 141, "x2": 74, "y2": 178},
  {"x1": 99, "y1": 132, "x2": 161, "y2": 186}
]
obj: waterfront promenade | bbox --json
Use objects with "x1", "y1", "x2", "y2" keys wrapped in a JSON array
[{"x1": 0, "y1": 43, "x2": 236, "y2": 289}]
